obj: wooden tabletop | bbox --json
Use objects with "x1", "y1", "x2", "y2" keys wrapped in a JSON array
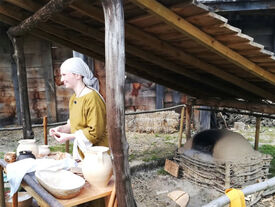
[{"x1": 57, "y1": 179, "x2": 114, "y2": 207}]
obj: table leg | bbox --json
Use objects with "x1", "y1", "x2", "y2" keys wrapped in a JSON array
[
  {"x1": 0, "y1": 166, "x2": 5, "y2": 207},
  {"x1": 12, "y1": 192, "x2": 18, "y2": 207}
]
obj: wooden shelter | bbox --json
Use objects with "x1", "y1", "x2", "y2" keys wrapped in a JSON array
[{"x1": 1, "y1": 0, "x2": 275, "y2": 206}]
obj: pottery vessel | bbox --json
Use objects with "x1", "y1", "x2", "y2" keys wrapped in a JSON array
[
  {"x1": 17, "y1": 151, "x2": 36, "y2": 161},
  {"x1": 17, "y1": 139, "x2": 38, "y2": 158},
  {"x1": 38, "y1": 145, "x2": 50, "y2": 156},
  {"x1": 82, "y1": 146, "x2": 113, "y2": 188}
]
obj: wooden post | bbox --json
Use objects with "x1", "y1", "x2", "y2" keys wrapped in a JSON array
[
  {"x1": 0, "y1": 166, "x2": 5, "y2": 207},
  {"x1": 41, "y1": 40, "x2": 57, "y2": 123},
  {"x1": 43, "y1": 116, "x2": 48, "y2": 145},
  {"x1": 102, "y1": 0, "x2": 136, "y2": 206},
  {"x1": 178, "y1": 107, "x2": 185, "y2": 148},
  {"x1": 254, "y1": 117, "x2": 261, "y2": 151},
  {"x1": 8, "y1": 36, "x2": 34, "y2": 139},
  {"x1": 12, "y1": 192, "x2": 18, "y2": 207},
  {"x1": 65, "y1": 141, "x2": 69, "y2": 153},
  {"x1": 185, "y1": 104, "x2": 192, "y2": 140}
]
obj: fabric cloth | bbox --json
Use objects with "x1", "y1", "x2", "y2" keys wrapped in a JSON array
[
  {"x1": 6, "y1": 157, "x2": 76, "y2": 197},
  {"x1": 60, "y1": 57, "x2": 99, "y2": 91},
  {"x1": 70, "y1": 89, "x2": 108, "y2": 159},
  {"x1": 225, "y1": 188, "x2": 246, "y2": 207}
]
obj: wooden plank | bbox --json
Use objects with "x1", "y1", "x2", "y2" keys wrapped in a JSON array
[
  {"x1": 57, "y1": 181, "x2": 113, "y2": 207},
  {"x1": 185, "y1": 12, "x2": 227, "y2": 27},
  {"x1": 129, "y1": 0, "x2": 275, "y2": 85},
  {"x1": 164, "y1": 159, "x2": 179, "y2": 177}
]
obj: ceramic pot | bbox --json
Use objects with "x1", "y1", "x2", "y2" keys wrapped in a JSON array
[
  {"x1": 17, "y1": 151, "x2": 36, "y2": 161},
  {"x1": 17, "y1": 139, "x2": 38, "y2": 158},
  {"x1": 38, "y1": 145, "x2": 50, "y2": 156},
  {"x1": 82, "y1": 146, "x2": 113, "y2": 188}
]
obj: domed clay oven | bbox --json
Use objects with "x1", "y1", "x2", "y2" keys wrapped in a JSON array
[{"x1": 175, "y1": 129, "x2": 272, "y2": 192}]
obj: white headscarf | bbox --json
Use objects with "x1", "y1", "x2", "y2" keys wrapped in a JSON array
[{"x1": 60, "y1": 57, "x2": 99, "y2": 91}]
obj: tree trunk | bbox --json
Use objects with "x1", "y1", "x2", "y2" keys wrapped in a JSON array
[
  {"x1": 9, "y1": 36, "x2": 33, "y2": 139},
  {"x1": 101, "y1": 0, "x2": 137, "y2": 206}
]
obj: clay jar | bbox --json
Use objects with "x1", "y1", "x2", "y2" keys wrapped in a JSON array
[
  {"x1": 17, "y1": 151, "x2": 36, "y2": 161},
  {"x1": 38, "y1": 145, "x2": 50, "y2": 157},
  {"x1": 82, "y1": 146, "x2": 113, "y2": 188},
  {"x1": 17, "y1": 139, "x2": 39, "y2": 158}
]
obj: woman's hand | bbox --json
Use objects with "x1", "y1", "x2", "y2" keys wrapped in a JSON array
[
  {"x1": 49, "y1": 126, "x2": 61, "y2": 137},
  {"x1": 54, "y1": 132, "x2": 75, "y2": 143}
]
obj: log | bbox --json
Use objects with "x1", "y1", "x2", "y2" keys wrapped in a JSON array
[
  {"x1": 7, "y1": 0, "x2": 76, "y2": 37},
  {"x1": 101, "y1": 0, "x2": 137, "y2": 206},
  {"x1": 190, "y1": 98, "x2": 275, "y2": 115}
]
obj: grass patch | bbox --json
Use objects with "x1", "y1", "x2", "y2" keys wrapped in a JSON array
[
  {"x1": 259, "y1": 145, "x2": 275, "y2": 177},
  {"x1": 0, "y1": 152, "x2": 4, "y2": 159},
  {"x1": 129, "y1": 154, "x2": 136, "y2": 161},
  {"x1": 49, "y1": 144, "x2": 73, "y2": 154},
  {"x1": 157, "y1": 168, "x2": 168, "y2": 175}
]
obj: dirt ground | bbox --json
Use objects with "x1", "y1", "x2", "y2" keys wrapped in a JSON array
[{"x1": 0, "y1": 126, "x2": 275, "y2": 206}]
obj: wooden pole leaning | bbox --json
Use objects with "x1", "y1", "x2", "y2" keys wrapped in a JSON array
[
  {"x1": 254, "y1": 117, "x2": 261, "y2": 151},
  {"x1": 8, "y1": 36, "x2": 34, "y2": 139},
  {"x1": 185, "y1": 104, "x2": 192, "y2": 140},
  {"x1": 178, "y1": 106, "x2": 185, "y2": 148},
  {"x1": 43, "y1": 116, "x2": 48, "y2": 145}
]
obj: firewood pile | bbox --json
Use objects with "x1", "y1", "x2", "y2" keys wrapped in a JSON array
[{"x1": 174, "y1": 149, "x2": 272, "y2": 192}]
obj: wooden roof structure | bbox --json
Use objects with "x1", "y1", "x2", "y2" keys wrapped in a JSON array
[
  {"x1": 1, "y1": 0, "x2": 275, "y2": 206},
  {"x1": 0, "y1": 0, "x2": 275, "y2": 114}
]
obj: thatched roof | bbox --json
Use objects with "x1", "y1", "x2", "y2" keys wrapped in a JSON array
[{"x1": 0, "y1": 0, "x2": 275, "y2": 112}]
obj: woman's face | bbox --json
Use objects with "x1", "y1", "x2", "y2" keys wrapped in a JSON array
[{"x1": 60, "y1": 69, "x2": 77, "y2": 89}]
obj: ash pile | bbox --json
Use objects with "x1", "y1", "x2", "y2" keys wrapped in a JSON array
[{"x1": 175, "y1": 129, "x2": 272, "y2": 192}]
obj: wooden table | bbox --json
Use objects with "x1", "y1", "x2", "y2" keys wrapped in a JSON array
[
  {"x1": 0, "y1": 160, "x2": 114, "y2": 207},
  {"x1": 21, "y1": 177, "x2": 114, "y2": 207}
]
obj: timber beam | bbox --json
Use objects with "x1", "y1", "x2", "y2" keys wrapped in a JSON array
[
  {"x1": 7, "y1": 0, "x2": 76, "y2": 36},
  {"x1": 69, "y1": 0, "x2": 275, "y2": 102},
  {"x1": 190, "y1": 98, "x2": 275, "y2": 115},
  {"x1": 2, "y1": 0, "x2": 255, "y2": 100},
  {"x1": 129, "y1": 0, "x2": 275, "y2": 86}
]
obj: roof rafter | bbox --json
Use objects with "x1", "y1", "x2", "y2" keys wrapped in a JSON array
[
  {"x1": 0, "y1": 9, "x2": 229, "y2": 98},
  {"x1": 2, "y1": 0, "x2": 258, "y2": 100},
  {"x1": 129, "y1": 0, "x2": 275, "y2": 86},
  {"x1": 69, "y1": 0, "x2": 275, "y2": 102}
]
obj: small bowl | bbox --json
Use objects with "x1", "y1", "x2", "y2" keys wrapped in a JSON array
[
  {"x1": 5, "y1": 192, "x2": 32, "y2": 207},
  {"x1": 35, "y1": 170, "x2": 85, "y2": 199}
]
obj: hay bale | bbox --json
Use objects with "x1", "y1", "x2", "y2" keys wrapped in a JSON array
[{"x1": 125, "y1": 111, "x2": 180, "y2": 133}]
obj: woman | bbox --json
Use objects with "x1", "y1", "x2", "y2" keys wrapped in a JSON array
[{"x1": 49, "y1": 57, "x2": 108, "y2": 160}]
